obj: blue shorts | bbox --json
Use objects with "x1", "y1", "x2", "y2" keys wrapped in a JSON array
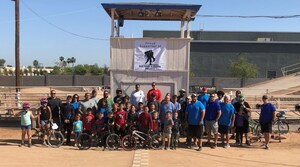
[
  {"x1": 40, "y1": 120, "x2": 50, "y2": 126},
  {"x1": 21, "y1": 124, "x2": 32, "y2": 130}
]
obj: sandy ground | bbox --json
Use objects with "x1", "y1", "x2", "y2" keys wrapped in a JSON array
[{"x1": 1, "y1": 128, "x2": 300, "y2": 167}]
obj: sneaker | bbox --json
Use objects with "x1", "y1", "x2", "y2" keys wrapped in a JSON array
[
  {"x1": 187, "y1": 145, "x2": 192, "y2": 149},
  {"x1": 224, "y1": 144, "x2": 230, "y2": 149},
  {"x1": 159, "y1": 146, "x2": 164, "y2": 150},
  {"x1": 211, "y1": 143, "x2": 217, "y2": 149},
  {"x1": 204, "y1": 142, "x2": 211, "y2": 146},
  {"x1": 28, "y1": 143, "x2": 32, "y2": 148},
  {"x1": 166, "y1": 147, "x2": 170, "y2": 150},
  {"x1": 246, "y1": 140, "x2": 251, "y2": 146},
  {"x1": 74, "y1": 143, "x2": 77, "y2": 147},
  {"x1": 265, "y1": 144, "x2": 270, "y2": 150},
  {"x1": 196, "y1": 147, "x2": 202, "y2": 151},
  {"x1": 43, "y1": 141, "x2": 47, "y2": 146},
  {"x1": 19, "y1": 142, "x2": 25, "y2": 147}
]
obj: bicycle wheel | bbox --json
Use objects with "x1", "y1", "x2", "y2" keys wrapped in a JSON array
[
  {"x1": 47, "y1": 131, "x2": 64, "y2": 148},
  {"x1": 278, "y1": 122, "x2": 289, "y2": 134},
  {"x1": 106, "y1": 133, "x2": 121, "y2": 150},
  {"x1": 150, "y1": 134, "x2": 162, "y2": 150},
  {"x1": 77, "y1": 133, "x2": 92, "y2": 150},
  {"x1": 121, "y1": 135, "x2": 137, "y2": 151},
  {"x1": 31, "y1": 128, "x2": 39, "y2": 138}
]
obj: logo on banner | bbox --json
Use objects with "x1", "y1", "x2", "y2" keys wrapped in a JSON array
[{"x1": 134, "y1": 40, "x2": 166, "y2": 72}]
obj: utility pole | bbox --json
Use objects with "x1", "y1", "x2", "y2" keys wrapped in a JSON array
[{"x1": 13, "y1": 0, "x2": 21, "y2": 93}]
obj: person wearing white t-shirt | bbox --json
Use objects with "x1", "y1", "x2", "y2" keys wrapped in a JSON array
[{"x1": 130, "y1": 84, "x2": 145, "y2": 107}]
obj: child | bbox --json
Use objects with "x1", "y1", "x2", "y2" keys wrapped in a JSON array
[
  {"x1": 138, "y1": 106, "x2": 153, "y2": 134},
  {"x1": 97, "y1": 100, "x2": 111, "y2": 119},
  {"x1": 128, "y1": 105, "x2": 138, "y2": 126},
  {"x1": 107, "y1": 111, "x2": 115, "y2": 133},
  {"x1": 37, "y1": 98, "x2": 52, "y2": 145},
  {"x1": 83, "y1": 108, "x2": 95, "y2": 134},
  {"x1": 137, "y1": 102, "x2": 144, "y2": 115},
  {"x1": 95, "y1": 112, "x2": 106, "y2": 133},
  {"x1": 73, "y1": 114, "x2": 83, "y2": 147},
  {"x1": 161, "y1": 111, "x2": 174, "y2": 150},
  {"x1": 152, "y1": 111, "x2": 160, "y2": 134},
  {"x1": 13, "y1": 102, "x2": 36, "y2": 147},
  {"x1": 115, "y1": 103, "x2": 128, "y2": 137},
  {"x1": 171, "y1": 112, "x2": 181, "y2": 150},
  {"x1": 149, "y1": 103, "x2": 156, "y2": 115},
  {"x1": 235, "y1": 108, "x2": 247, "y2": 146}
]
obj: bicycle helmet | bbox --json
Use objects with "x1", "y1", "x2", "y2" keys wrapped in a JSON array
[
  {"x1": 276, "y1": 111, "x2": 286, "y2": 118},
  {"x1": 40, "y1": 97, "x2": 48, "y2": 104},
  {"x1": 22, "y1": 102, "x2": 31, "y2": 109}
]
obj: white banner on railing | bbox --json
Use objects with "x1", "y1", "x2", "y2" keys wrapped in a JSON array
[{"x1": 134, "y1": 40, "x2": 166, "y2": 72}]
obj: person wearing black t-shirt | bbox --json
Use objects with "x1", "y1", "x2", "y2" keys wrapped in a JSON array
[
  {"x1": 60, "y1": 96, "x2": 75, "y2": 145},
  {"x1": 47, "y1": 90, "x2": 62, "y2": 129}
]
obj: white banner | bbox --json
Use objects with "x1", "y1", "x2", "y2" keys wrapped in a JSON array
[{"x1": 134, "y1": 40, "x2": 166, "y2": 72}]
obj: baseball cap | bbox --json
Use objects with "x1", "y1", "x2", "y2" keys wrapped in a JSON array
[
  {"x1": 191, "y1": 93, "x2": 197, "y2": 97},
  {"x1": 262, "y1": 95, "x2": 269, "y2": 99},
  {"x1": 202, "y1": 87, "x2": 208, "y2": 91},
  {"x1": 179, "y1": 89, "x2": 186, "y2": 93}
]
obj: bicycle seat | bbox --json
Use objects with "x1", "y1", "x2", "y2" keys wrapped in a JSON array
[{"x1": 276, "y1": 111, "x2": 286, "y2": 118}]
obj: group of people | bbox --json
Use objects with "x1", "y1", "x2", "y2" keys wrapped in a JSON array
[{"x1": 15, "y1": 82, "x2": 276, "y2": 151}]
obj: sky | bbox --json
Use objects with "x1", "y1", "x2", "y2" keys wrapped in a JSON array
[{"x1": 1, "y1": 0, "x2": 300, "y2": 67}]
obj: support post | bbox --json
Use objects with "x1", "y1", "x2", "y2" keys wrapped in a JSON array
[
  {"x1": 111, "y1": 8, "x2": 115, "y2": 37},
  {"x1": 187, "y1": 20, "x2": 191, "y2": 38},
  {"x1": 180, "y1": 20, "x2": 185, "y2": 38}
]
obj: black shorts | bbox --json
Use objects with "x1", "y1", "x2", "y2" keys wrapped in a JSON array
[
  {"x1": 188, "y1": 125, "x2": 203, "y2": 138},
  {"x1": 235, "y1": 126, "x2": 248, "y2": 133},
  {"x1": 260, "y1": 122, "x2": 272, "y2": 133},
  {"x1": 218, "y1": 125, "x2": 230, "y2": 134}
]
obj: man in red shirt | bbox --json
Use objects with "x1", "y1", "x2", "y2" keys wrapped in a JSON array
[
  {"x1": 138, "y1": 106, "x2": 153, "y2": 134},
  {"x1": 147, "y1": 82, "x2": 162, "y2": 102},
  {"x1": 115, "y1": 103, "x2": 128, "y2": 136}
]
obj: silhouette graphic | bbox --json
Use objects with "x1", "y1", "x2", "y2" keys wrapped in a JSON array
[{"x1": 144, "y1": 50, "x2": 155, "y2": 65}]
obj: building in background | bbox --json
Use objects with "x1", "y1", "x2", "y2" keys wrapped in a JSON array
[{"x1": 144, "y1": 30, "x2": 300, "y2": 78}]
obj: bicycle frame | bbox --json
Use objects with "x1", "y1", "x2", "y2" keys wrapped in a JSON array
[{"x1": 132, "y1": 130, "x2": 149, "y2": 141}]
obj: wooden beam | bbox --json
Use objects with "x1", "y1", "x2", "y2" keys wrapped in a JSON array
[{"x1": 111, "y1": 8, "x2": 115, "y2": 37}]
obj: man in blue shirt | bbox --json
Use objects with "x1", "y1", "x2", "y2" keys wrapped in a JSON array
[
  {"x1": 197, "y1": 87, "x2": 210, "y2": 107},
  {"x1": 185, "y1": 94, "x2": 205, "y2": 151},
  {"x1": 205, "y1": 93, "x2": 221, "y2": 149},
  {"x1": 259, "y1": 95, "x2": 276, "y2": 150},
  {"x1": 219, "y1": 95, "x2": 235, "y2": 148}
]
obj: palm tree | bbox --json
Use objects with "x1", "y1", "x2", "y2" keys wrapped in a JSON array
[{"x1": 33, "y1": 60, "x2": 39, "y2": 68}]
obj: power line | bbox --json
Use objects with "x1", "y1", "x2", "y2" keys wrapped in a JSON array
[
  {"x1": 21, "y1": 0, "x2": 109, "y2": 41},
  {"x1": 196, "y1": 14, "x2": 300, "y2": 19}
]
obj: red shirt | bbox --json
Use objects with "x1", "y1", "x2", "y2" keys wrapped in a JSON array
[
  {"x1": 147, "y1": 89, "x2": 162, "y2": 102},
  {"x1": 115, "y1": 110, "x2": 128, "y2": 128},
  {"x1": 152, "y1": 118, "x2": 160, "y2": 132},
  {"x1": 83, "y1": 114, "x2": 95, "y2": 131},
  {"x1": 138, "y1": 113, "x2": 153, "y2": 129}
]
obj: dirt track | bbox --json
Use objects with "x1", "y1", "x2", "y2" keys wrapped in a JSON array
[{"x1": 1, "y1": 128, "x2": 300, "y2": 167}]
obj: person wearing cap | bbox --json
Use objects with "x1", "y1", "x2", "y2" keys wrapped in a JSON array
[
  {"x1": 98, "y1": 90, "x2": 114, "y2": 109},
  {"x1": 231, "y1": 90, "x2": 241, "y2": 104},
  {"x1": 205, "y1": 93, "x2": 221, "y2": 149},
  {"x1": 233, "y1": 94, "x2": 251, "y2": 146},
  {"x1": 198, "y1": 87, "x2": 210, "y2": 107},
  {"x1": 185, "y1": 93, "x2": 205, "y2": 151},
  {"x1": 147, "y1": 82, "x2": 163, "y2": 102},
  {"x1": 259, "y1": 95, "x2": 276, "y2": 150},
  {"x1": 147, "y1": 92, "x2": 160, "y2": 113},
  {"x1": 130, "y1": 84, "x2": 145, "y2": 107},
  {"x1": 177, "y1": 89, "x2": 186, "y2": 104}
]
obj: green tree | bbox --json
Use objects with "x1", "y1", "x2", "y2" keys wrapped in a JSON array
[
  {"x1": 230, "y1": 56, "x2": 258, "y2": 78},
  {"x1": 8, "y1": 69, "x2": 14, "y2": 76},
  {"x1": 0, "y1": 59, "x2": 5, "y2": 67},
  {"x1": 90, "y1": 64, "x2": 103, "y2": 75},
  {"x1": 24, "y1": 69, "x2": 29, "y2": 76},
  {"x1": 103, "y1": 64, "x2": 109, "y2": 75},
  {"x1": 3, "y1": 68, "x2": 8, "y2": 76},
  {"x1": 74, "y1": 65, "x2": 87, "y2": 75},
  {"x1": 28, "y1": 66, "x2": 33, "y2": 76},
  {"x1": 50, "y1": 66, "x2": 61, "y2": 75}
]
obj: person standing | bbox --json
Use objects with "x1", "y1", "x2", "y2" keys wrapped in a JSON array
[
  {"x1": 60, "y1": 96, "x2": 75, "y2": 145},
  {"x1": 147, "y1": 82, "x2": 163, "y2": 102},
  {"x1": 138, "y1": 106, "x2": 153, "y2": 135},
  {"x1": 185, "y1": 94, "x2": 206, "y2": 151},
  {"x1": 233, "y1": 94, "x2": 251, "y2": 146},
  {"x1": 205, "y1": 93, "x2": 221, "y2": 149},
  {"x1": 231, "y1": 90, "x2": 241, "y2": 104},
  {"x1": 147, "y1": 92, "x2": 160, "y2": 113},
  {"x1": 91, "y1": 89, "x2": 100, "y2": 105},
  {"x1": 177, "y1": 89, "x2": 186, "y2": 104},
  {"x1": 47, "y1": 90, "x2": 62, "y2": 128},
  {"x1": 130, "y1": 84, "x2": 145, "y2": 107},
  {"x1": 197, "y1": 87, "x2": 210, "y2": 107},
  {"x1": 79, "y1": 93, "x2": 97, "y2": 116},
  {"x1": 218, "y1": 95, "x2": 235, "y2": 148},
  {"x1": 259, "y1": 95, "x2": 276, "y2": 150},
  {"x1": 160, "y1": 94, "x2": 176, "y2": 130}
]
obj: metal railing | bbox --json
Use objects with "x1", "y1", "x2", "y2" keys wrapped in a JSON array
[{"x1": 281, "y1": 62, "x2": 300, "y2": 76}]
